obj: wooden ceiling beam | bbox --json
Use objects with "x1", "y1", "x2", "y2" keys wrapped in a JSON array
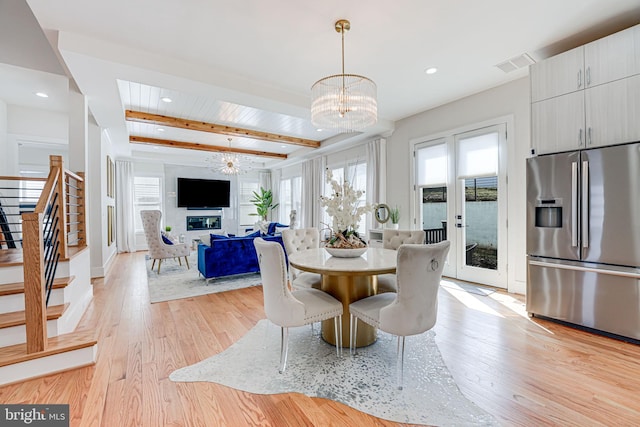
[
  {"x1": 125, "y1": 110, "x2": 320, "y2": 148},
  {"x1": 129, "y1": 136, "x2": 288, "y2": 159}
]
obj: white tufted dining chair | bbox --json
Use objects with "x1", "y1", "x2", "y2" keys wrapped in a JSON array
[
  {"x1": 254, "y1": 237, "x2": 343, "y2": 373},
  {"x1": 281, "y1": 228, "x2": 322, "y2": 290},
  {"x1": 140, "y1": 210, "x2": 190, "y2": 274},
  {"x1": 376, "y1": 229, "x2": 426, "y2": 293},
  {"x1": 350, "y1": 241, "x2": 450, "y2": 389}
]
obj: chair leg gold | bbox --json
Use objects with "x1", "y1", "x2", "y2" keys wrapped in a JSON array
[
  {"x1": 151, "y1": 259, "x2": 156, "y2": 270},
  {"x1": 177, "y1": 257, "x2": 182, "y2": 266},
  {"x1": 157, "y1": 259, "x2": 162, "y2": 273},
  {"x1": 184, "y1": 256, "x2": 190, "y2": 269}
]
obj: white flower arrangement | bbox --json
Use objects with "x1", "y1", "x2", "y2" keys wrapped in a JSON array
[{"x1": 319, "y1": 168, "x2": 373, "y2": 248}]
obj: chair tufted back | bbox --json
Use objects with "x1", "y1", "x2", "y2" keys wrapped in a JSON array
[
  {"x1": 140, "y1": 210, "x2": 189, "y2": 259},
  {"x1": 382, "y1": 229, "x2": 426, "y2": 250},
  {"x1": 379, "y1": 241, "x2": 450, "y2": 336},
  {"x1": 282, "y1": 228, "x2": 320, "y2": 281}
]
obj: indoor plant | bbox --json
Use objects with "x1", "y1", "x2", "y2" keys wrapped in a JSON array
[
  {"x1": 389, "y1": 206, "x2": 400, "y2": 229},
  {"x1": 250, "y1": 187, "x2": 279, "y2": 221},
  {"x1": 320, "y1": 169, "x2": 372, "y2": 255}
]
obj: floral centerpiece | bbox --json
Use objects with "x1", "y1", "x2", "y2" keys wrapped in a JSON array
[{"x1": 320, "y1": 169, "x2": 372, "y2": 252}]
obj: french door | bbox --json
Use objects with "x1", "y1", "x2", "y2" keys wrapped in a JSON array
[{"x1": 414, "y1": 124, "x2": 507, "y2": 288}]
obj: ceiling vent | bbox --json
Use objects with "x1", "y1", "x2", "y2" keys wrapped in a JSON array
[{"x1": 495, "y1": 53, "x2": 535, "y2": 73}]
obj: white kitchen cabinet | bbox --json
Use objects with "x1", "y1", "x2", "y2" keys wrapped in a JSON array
[
  {"x1": 530, "y1": 46, "x2": 584, "y2": 103},
  {"x1": 585, "y1": 74, "x2": 640, "y2": 148},
  {"x1": 584, "y1": 25, "x2": 640, "y2": 87},
  {"x1": 532, "y1": 91, "x2": 585, "y2": 154}
]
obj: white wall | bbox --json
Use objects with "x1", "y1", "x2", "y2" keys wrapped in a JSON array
[{"x1": 386, "y1": 77, "x2": 530, "y2": 294}]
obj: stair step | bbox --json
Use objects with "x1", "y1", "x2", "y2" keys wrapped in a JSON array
[
  {"x1": 0, "y1": 303, "x2": 69, "y2": 329},
  {"x1": 0, "y1": 276, "x2": 75, "y2": 297},
  {"x1": 0, "y1": 249, "x2": 23, "y2": 266},
  {"x1": 0, "y1": 330, "x2": 97, "y2": 368}
]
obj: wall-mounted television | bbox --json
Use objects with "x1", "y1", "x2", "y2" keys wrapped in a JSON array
[{"x1": 177, "y1": 177, "x2": 231, "y2": 209}]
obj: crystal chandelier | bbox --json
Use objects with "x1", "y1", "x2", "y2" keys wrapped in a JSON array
[
  {"x1": 209, "y1": 138, "x2": 251, "y2": 175},
  {"x1": 311, "y1": 19, "x2": 377, "y2": 133}
]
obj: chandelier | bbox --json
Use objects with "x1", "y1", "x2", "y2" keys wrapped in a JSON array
[
  {"x1": 209, "y1": 138, "x2": 251, "y2": 175},
  {"x1": 311, "y1": 19, "x2": 377, "y2": 133}
]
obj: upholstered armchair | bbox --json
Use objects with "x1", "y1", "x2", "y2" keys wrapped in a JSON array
[
  {"x1": 350, "y1": 241, "x2": 450, "y2": 389},
  {"x1": 140, "y1": 210, "x2": 190, "y2": 273},
  {"x1": 377, "y1": 229, "x2": 426, "y2": 293},
  {"x1": 281, "y1": 228, "x2": 322, "y2": 290}
]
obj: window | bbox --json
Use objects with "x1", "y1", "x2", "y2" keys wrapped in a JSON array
[
  {"x1": 324, "y1": 162, "x2": 367, "y2": 235},
  {"x1": 279, "y1": 176, "x2": 301, "y2": 225},
  {"x1": 134, "y1": 176, "x2": 162, "y2": 232},
  {"x1": 238, "y1": 180, "x2": 261, "y2": 227}
]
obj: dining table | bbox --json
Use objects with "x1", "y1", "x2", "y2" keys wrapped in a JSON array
[{"x1": 288, "y1": 247, "x2": 397, "y2": 347}]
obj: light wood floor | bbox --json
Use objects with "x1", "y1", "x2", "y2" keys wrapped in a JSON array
[{"x1": 1, "y1": 251, "x2": 639, "y2": 426}]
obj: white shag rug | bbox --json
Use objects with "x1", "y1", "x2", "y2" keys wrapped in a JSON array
[
  {"x1": 146, "y1": 254, "x2": 262, "y2": 303},
  {"x1": 170, "y1": 319, "x2": 498, "y2": 426}
]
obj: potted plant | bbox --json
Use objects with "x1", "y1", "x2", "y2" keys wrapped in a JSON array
[
  {"x1": 250, "y1": 187, "x2": 279, "y2": 221},
  {"x1": 389, "y1": 206, "x2": 400, "y2": 229}
]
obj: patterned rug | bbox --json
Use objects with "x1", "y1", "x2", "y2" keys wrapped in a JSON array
[
  {"x1": 170, "y1": 319, "x2": 498, "y2": 426},
  {"x1": 146, "y1": 254, "x2": 262, "y2": 303}
]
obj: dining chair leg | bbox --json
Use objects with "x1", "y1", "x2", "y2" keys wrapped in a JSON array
[
  {"x1": 151, "y1": 259, "x2": 156, "y2": 270},
  {"x1": 397, "y1": 335, "x2": 406, "y2": 390},
  {"x1": 157, "y1": 259, "x2": 162, "y2": 273},
  {"x1": 279, "y1": 326, "x2": 289, "y2": 374},
  {"x1": 349, "y1": 314, "x2": 358, "y2": 356},
  {"x1": 184, "y1": 256, "x2": 190, "y2": 269},
  {"x1": 333, "y1": 316, "x2": 342, "y2": 357},
  {"x1": 178, "y1": 257, "x2": 182, "y2": 266}
]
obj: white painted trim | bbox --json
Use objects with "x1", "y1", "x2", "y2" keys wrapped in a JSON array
[{"x1": 0, "y1": 344, "x2": 97, "y2": 386}]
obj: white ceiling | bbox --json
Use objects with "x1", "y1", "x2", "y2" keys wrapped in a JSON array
[{"x1": 2, "y1": 0, "x2": 640, "y2": 168}]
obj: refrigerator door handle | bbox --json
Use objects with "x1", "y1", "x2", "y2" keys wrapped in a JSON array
[
  {"x1": 581, "y1": 160, "x2": 589, "y2": 248},
  {"x1": 571, "y1": 161, "x2": 578, "y2": 247}
]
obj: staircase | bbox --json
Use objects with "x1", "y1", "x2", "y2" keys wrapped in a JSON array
[{"x1": 0, "y1": 156, "x2": 97, "y2": 386}]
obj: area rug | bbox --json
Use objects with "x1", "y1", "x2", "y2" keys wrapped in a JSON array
[
  {"x1": 146, "y1": 255, "x2": 262, "y2": 303},
  {"x1": 170, "y1": 319, "x2": 498, "y2": 426},
  {"x1": 441, "y1": 279, "x2": 496, "y2": 296}
]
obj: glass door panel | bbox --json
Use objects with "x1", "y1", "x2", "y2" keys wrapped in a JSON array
[{"x1": 462, "y1": 177, "x2": 498, "y2": 270}]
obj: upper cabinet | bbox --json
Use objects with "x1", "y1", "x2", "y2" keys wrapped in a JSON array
[
  {"x1": 530, "y1": 46, "x2": 584, "y2": 103},
  {"x1": 531, "y1": 24, "x2": 640, "y2": 155},
  {"x1": 584, "y1": 25, "x2": 640, "y2": 87}
]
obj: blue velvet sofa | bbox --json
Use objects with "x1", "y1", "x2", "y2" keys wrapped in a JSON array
[{"x1": 197, "y1": 232, "x2": 286, "y2": 280}]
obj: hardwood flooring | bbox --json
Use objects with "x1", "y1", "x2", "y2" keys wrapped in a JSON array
[{"x1": 1, "y1": 251, "x2": 640, "y2": 426}]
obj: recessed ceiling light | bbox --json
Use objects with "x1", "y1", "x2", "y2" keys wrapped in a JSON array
[
  {"x1": 281, "y1": 145, "x2": 287, "y2": 148},
  {"x1": 157, "y1": 128, "x2": 165, "y2": 132},
  {"x1": 425, "y1": 67, "x2": 438, "y2": 75},
  {"x1": 316, "y1": 128, "x2": 323, "y2": 132},
  {"x1": 161, "y1": 97, "x2": 172, "y2": 103},
  {"x1": 35, "y1": 92, "x2": 49, "y2": 98}
]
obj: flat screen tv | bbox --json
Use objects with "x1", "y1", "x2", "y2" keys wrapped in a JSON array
[{"x1": 177, "y1": 177, "x2": 230, "y2": 209}]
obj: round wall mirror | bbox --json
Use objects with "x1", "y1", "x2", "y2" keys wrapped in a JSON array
[{"x1": 375, "y1": 204, "x2": 390, "y2": 224}]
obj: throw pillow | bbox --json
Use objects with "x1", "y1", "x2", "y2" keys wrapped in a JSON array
[
  {"x1": 162, "y1": 234, "x2": 174, "y2": 245},
  {"x1": 210, "y1": 233, "x2": 231, "y2": 243},
  {"x1": 245, "y1": 230, "x2": 261, "y2": 238}
]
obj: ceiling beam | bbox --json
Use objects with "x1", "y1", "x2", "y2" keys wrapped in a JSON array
[
  {"x1": 129, "y1": 136, "x2": 288, "y2": 159},
  {"x1": 125, "y1": 110, "x2": 321, "y2": 148}
]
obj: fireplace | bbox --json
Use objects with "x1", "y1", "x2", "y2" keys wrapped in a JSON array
[{"x1": 186, "y1": 215, "x2": 221, "y2": 231}]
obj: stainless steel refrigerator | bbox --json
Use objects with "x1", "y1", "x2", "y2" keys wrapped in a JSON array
[{"x1": 526, "y1": 142, "x2": 640, "y2": 340}]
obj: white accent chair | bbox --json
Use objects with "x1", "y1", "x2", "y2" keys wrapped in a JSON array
[
  {"x1": 377, "y1": 229, "x2": 426, "y2": 293},
  {"x1": 254, "y1": 237, "x2": 343, "y2": 373},
  {"x1": 140, "y1": 210, "x2": 190, "y2": 273},
  {"x1": 349, "y1": 241, "x2": 450, "y2": 389},
  {"x1": 282, "y1": 228, "x2": 322, "y2": 290}
]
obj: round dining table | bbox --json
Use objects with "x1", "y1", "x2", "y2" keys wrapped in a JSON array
[{"x1": 288, "y1": 247, "x2": 397, "y2": 347}]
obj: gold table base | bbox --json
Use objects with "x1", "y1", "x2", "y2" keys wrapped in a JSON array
[{"x1": 321, "y1": 274, "x2": 377, "y2": 348}]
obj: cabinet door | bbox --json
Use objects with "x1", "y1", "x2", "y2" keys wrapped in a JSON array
[
  {"x1": 585, "y1": 74, "x2": 640, "y2": 148},
  {"x1": 531, "y1": 91, "x2": 585, "y2": 155},
  {"x1": 530, "y1": 46, "x2": 584, "y2": 102},
  {"x1": 584, "y1": 25, "x2": 640, "y2": 87}
]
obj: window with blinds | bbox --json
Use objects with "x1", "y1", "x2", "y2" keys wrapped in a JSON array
[{"x1": 133, "y1": 176, "x2": 161, "y2": 232}]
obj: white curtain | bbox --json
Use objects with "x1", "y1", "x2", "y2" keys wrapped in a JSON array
[
  {"x1": 270, "y1": 168, "x2": 281, "y2": 223},
  {"x1": 115, "y1": 160, "x2": 136, "y2": 253},
  {"x1": 301, "y1": 157, "x2": 325, "y2": 229},
  {"x1": 366, "y1": 138, "x2": 386, "y2": 230}
]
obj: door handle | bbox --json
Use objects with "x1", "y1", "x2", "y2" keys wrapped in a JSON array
[
  {"x1": 578, "y1": 69, "x2": 582, "y2": 88},
  {"x1": 581, "y1": 160, "x2": 589, "y2": 248},
  {"x1": 571, "y1": 162, "x2": 578, "y2": 247}
]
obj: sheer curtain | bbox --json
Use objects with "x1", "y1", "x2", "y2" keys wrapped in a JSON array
[
  {"x1": 270, "y1": 168, "x2": 281, "y2": 222},
  {"x1": 301, "y1": 157, "x2": 325, "y2": 229},
  {"x1": 366, "y1": 138, "x2": 386, "y2": 230},
  {"x1": 115, "y1": 160, "x2": 136, "y2": 253}
]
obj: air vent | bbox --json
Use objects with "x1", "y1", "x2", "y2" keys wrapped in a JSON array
[{"x1": 495, "y1": 53, "x2": 535, "y2": 73}]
